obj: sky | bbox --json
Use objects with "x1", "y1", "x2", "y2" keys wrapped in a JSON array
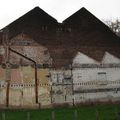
[{"x1": 0, "y1": 0, "x2": 120, "y2": 29}]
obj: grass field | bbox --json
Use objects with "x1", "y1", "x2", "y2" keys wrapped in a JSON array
[{"x1": 0, "y1": 104, "x2": 120, "y2": 120}]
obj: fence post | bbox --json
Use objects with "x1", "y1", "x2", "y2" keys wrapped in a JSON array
[
  {"x1": 115, "y1": 108, "x2": 119, "y2": 120},
  {"x1": 51, "y1": 111, "x2": 55, "y2": 120},
  {"x1": 27, "y1": 112, "x2": 30, "y2": 120},
  {"x1": 96, "y1": 110, "x2": 100, "y2": 120},
  {"x1": 74, "y1": 110, "x2": 78, "y2": 120},
  {"x1": 2, "y1": 113, "x2": 5, "y2": 120}
]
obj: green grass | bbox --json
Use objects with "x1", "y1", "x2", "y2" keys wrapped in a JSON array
[{"x1": 0, "y1": 104, "x2": 120, "y2": 120}]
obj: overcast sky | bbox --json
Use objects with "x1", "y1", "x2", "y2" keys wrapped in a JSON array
[{"x1": 0, "y1": 0, "x2": 120, "y2": 29}]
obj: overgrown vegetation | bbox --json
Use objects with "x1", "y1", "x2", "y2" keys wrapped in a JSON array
[{"x1": 0, "y1": 104, "x2": 120, "y2": 120}]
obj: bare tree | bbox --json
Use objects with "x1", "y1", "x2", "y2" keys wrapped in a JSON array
[{"x1": 103, "y1": 19, "x2": 120, "y2": 37}]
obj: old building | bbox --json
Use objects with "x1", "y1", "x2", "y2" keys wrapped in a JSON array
[
  {"x1": 0, "y1": 6, "x2": 120, "y2": 107},
  {"x1": 72, "y1": 52, "x2": 120, "y2": 103}
]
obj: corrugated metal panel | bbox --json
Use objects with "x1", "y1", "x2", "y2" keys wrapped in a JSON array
[
  {"x1": 37, "y1": 68, "x2": 49, "y2": 83},
  {"x1": 21, "y1": 66, "x2": 34, "y2": 84},
  {"x1": 11, "y1": 69, "x2": 22, "y2": 84},
  {"x1": 0, "y1": 67, "x2": 5, "y2": 80}
]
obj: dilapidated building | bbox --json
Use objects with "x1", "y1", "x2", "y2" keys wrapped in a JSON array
[{"x1": 0, "y1": 6, "x2": 120, "y2": 107}]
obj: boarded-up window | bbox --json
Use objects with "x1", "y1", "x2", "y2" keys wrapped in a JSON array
[{"x1": 98, "y1": 72, "x2": 107, "y2": 81}]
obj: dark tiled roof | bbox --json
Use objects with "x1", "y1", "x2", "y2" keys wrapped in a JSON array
[
  {"x1": 0, "y1": 32, "x2": 3, "y2": 64},
  {"x1": 0, "y1": 31, "x2": 3, "y2": 44},
  {"x1": 1, "y1": 7, "x2": 120, "y2": 68}
]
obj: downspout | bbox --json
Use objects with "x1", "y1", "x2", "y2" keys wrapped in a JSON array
[
  {"x1": 6, "y1": 47, "x2": 10, "y2": 107},
  {"x1": 9, "y1": 48, "x2": 38, "y2": 104},
  {"x1": 3, "y1": 29, "x2": 11, "y2": 107},
  {"x1": 70, "y1": 64, "x2": 74, "y2": 106}
]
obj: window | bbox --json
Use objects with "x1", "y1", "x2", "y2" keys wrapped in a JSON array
[
  {"x1": 44, "y1": 50, "x2": 48, "y2": 55},
  {"x1": 66, "y1": 28, "x2": 72, "y2": 32},
  {"x1": 42, "y1": 26, "x2": 47, "y2": 31},
  {"x1": 77, "y1": 75, "x2": 82, "y2": 80},
  {"x1": 98, "y1": 72, "x2": 107, "y2": 81},
  {"x1": 43, "y1": 64, "x2": 49, "y2": 68},
  {"x1": 77, "y1": 73, "x2": 82, "y2": 80},
  {"x1": 56, "y1": 73, "x2": 63, "y2": 83}
]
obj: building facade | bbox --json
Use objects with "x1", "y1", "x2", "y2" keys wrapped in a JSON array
[{"x1": 0, "y1": 6, "x2": 120, "y2": 107}]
